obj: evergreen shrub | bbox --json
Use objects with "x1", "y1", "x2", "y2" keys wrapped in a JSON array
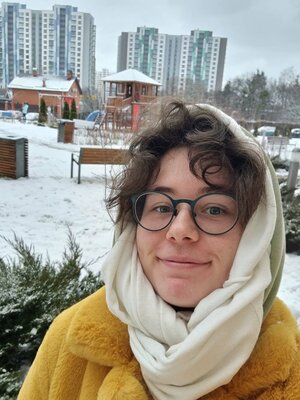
[
  {"x1": 0, "y1": 230, "x2": 103, "y2": 399},
  {"x1": 70, "y1": 98, "x2": 77, "y2": 120},
  {"x1": 62, "y1": 101, "x2": 70, "y2": 119},
  {"x1": 38, "y1": 98, "x2": 47, "y2": 124},
  {"x1": 282, "y1": 194, "x2": 300, "y2": 254}
]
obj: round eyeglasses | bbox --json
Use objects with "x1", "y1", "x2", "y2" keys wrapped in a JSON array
[{"x1": 131, "y1": 191, "x2": 239, "y2": 235}]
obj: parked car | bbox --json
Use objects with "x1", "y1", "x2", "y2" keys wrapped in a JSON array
[
  {"x1": 291, "y1": 128, "x2": 300, "y2": 138},
  {"x1": 25, "y1": 112, "x2": 39, "y2": 122},
  {"x1": 86, "y1": 110, "x2": 103, "y2": 122},
  {"x1": 0, "y1": 110, "x2": 23, "y2": 120},
  {"x1": 257, "y1": 126, "x2": 276, "y2": 136},
  {"x1": 73, "y1": 110, "x2": 105, "y2": 129}
]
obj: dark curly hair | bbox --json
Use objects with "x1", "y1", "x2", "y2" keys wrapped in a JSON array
[{"x1": 106, "y1": 101, "x2": 266, "y2": 229}]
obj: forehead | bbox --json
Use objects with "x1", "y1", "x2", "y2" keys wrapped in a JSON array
[{"x1": 150, "y1": 147, "x2": 232, "y2": 192}]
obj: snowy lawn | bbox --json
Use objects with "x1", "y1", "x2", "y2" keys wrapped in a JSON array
[{"x1": 0, "y1": 120, "x2": 299, "y2": 323}]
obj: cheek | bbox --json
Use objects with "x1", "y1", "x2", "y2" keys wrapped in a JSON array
[
  {"x1": 136, "y1": 226, "x2": 146, "y2": 254},
  {"x1": 223, "y1": 226, "x2": 243, "y2": 265},
  {"x1": 136, "y1": 228, "x2": 154, "y2": 280},
  {"x1": 136, "y1": 227, "x2": 152, "y2": 263},
  {"x1": 136, "y1": 227, "x2": 163, "y2": 268}
]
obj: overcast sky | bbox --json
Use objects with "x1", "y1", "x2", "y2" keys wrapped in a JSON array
[{"x1": 23, "y1": 0, "x2": 300, "y2": 84}]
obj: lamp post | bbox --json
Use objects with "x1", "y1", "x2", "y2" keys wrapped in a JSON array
[{"x1": 287, "y1": 148, "x2": 300, "y2": 200}]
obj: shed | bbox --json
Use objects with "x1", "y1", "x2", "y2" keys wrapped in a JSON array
[{"x1": 8, "y1": 71, "x2": 82, "y2": 118}]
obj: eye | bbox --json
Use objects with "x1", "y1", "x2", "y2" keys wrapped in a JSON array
[
  {"x1": 154, "y1": 204, "x2": 173, "y2": 214},
  {"x1": 206, "y1": 206, "x2": 224, "y2": 216}
]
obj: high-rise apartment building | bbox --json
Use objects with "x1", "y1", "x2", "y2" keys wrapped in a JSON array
[
  {"x1": 0, "y1": 2, "x2": 96, "y2": 89},
  {"x1": 117, "y1": 27, "x2": 227, "y2": 93},
  {"x1": 96, "y1": 68, "x2": 113, "y2": 100}
]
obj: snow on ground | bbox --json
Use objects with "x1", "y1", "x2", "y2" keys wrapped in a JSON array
[
  {"x1": 0, "y1": 120, "x2": 299, "y2": 323},
  {"x1": 0, "y1": 120, "x2": 118, "y2": 271}
]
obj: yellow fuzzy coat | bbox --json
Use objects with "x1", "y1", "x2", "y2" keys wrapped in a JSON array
[{"x1": 18, "y1": 287, "x2": 300, "y2": 400}]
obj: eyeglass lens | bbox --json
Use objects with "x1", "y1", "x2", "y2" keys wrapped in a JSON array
[{"x1": 133, "y1": 192, "x2": 238, "y2": 234}]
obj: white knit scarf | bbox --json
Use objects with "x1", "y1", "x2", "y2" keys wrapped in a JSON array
[{"x1": 102, "y1": 109, "x2": 277, "y2": 399}]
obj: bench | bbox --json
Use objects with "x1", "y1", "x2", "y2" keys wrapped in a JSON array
[{"x1": 71, "y1": 147, "x2": 128, "y2": 183}]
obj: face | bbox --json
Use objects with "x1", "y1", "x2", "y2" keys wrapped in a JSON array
[{"x1": 136, "y1": 147, "x2": 244, "y2": 308}]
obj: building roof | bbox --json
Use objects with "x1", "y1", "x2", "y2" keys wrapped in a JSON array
[
  {"x1": 102, "y1": 68, "x2": 161, "y2": 86},
  {"x1": 8, "y1": 76, "x2": 81, "y2": 93}
]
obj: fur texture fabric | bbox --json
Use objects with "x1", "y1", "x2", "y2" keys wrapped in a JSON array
[{"x1": 18, "y1": 287, "x2": 300, "y2": 400}]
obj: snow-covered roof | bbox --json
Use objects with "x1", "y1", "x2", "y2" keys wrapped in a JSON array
[
  {"x1": 102, "y1": 68, "x2": 161, "y2": 86},
  {"x1": 8, "y1": 76, "x2": 80, "y2": 92}
]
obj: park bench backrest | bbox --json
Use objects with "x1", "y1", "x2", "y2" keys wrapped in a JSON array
[{"x1": 79, "y1": 147, "x2": 128, "y2": 165}]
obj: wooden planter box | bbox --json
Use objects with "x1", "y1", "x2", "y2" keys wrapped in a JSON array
[{"x1": 0, "y1": 135, "x2": 28, "y2": 179}]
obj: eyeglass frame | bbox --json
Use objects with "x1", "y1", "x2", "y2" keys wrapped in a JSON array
[{"x1": 130, "y1": 190, "x2": 240, "y2": 236}]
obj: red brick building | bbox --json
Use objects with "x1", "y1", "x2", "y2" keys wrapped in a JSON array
[{"x1": 8, "y1": 71, "x2": 82, "y2": 118}]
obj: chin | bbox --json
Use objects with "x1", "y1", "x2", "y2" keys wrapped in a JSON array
[
  {"x1": 157, "y1": 283, "x2": 214, "y2": 308},
  {"x1": 159, "y1": 290, "x2": 201, "y2": 308}
]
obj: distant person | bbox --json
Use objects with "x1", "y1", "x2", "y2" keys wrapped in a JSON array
[
  {"x1": 22, "y1": 102, "x2": 29, "y2": 120},
  {"x1": 18, "y1": 101, "x2": 300, "y2": 399}
]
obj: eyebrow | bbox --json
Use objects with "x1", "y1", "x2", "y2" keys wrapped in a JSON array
[{"x1": 148, "y1": 185, "x2": 226, "y2": 195}]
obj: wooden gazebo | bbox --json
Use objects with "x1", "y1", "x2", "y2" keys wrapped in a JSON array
[{"x1": 102, "y1": 68, "x2": 161, "y2": 132}]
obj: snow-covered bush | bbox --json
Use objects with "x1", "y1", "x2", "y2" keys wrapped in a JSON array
[
  {"x1": 0, "y1": 230, "x2": 103, "y2": 399},
  {"x1": 270, "y1": 155, "x2": 289, "y2": 171},
  {"x1": 270, "y1": 157, "x2": 300, "y2": 254},
  {"x1": 283, "y1": 194, "x2": 300, "y2": 254}
]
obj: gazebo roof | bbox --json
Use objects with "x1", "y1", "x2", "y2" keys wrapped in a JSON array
[{"x1": 102, "y1": 68, "x2": 161, "y2": 86}]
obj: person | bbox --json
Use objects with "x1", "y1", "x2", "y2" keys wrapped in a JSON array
[
  {"x1": 18, "y1": 101, "x2": 300, "y2": 400},
  {"x1": 22, "y1": 102, "x2": 29, "y2": 120}
]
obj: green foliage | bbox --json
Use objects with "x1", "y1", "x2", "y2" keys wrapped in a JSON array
[
  {"x1": 62, "y1": 101, "x2": 70, "y2": 119},
  {"x1": 0, "y1": 230, "x2": 104, "y2": 399},
  {"x1": 210, "y1": 67, "x2": 300, "y2": 123},
  {"x1": 70, "y1": 98, "x2": 77, "y2": 120},
  {"x1": 217, "y1": 70, "x2": 270, "y2": 120},
  {"x1": 282, "y1": 194, "x2": 300, "y2": 254},
  {"x1": 270, "y1": 156, "x2": 289, "y2": 171},
  {"x1": 38, "y1": 98, "x2": 47, "y2": 124}
]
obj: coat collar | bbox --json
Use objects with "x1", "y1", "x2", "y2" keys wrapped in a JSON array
[
  {"x1": 210, "y1": 297, "x2": 299, "y2": 398},
  {"x1": 66, "y1": 287, "x2": 133, "y2": 367},
  {"x1": 65, "y1": 287, "x2": 299, "y2": 398}
]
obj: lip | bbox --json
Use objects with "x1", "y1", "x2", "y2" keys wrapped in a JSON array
[{"x1": 158, "y1": 257, "x2": 211, "y2": 269}]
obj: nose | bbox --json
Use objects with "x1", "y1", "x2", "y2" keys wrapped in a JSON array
[{"x1": 165, "y1": 206, "x2": 200, "y2": 242}]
